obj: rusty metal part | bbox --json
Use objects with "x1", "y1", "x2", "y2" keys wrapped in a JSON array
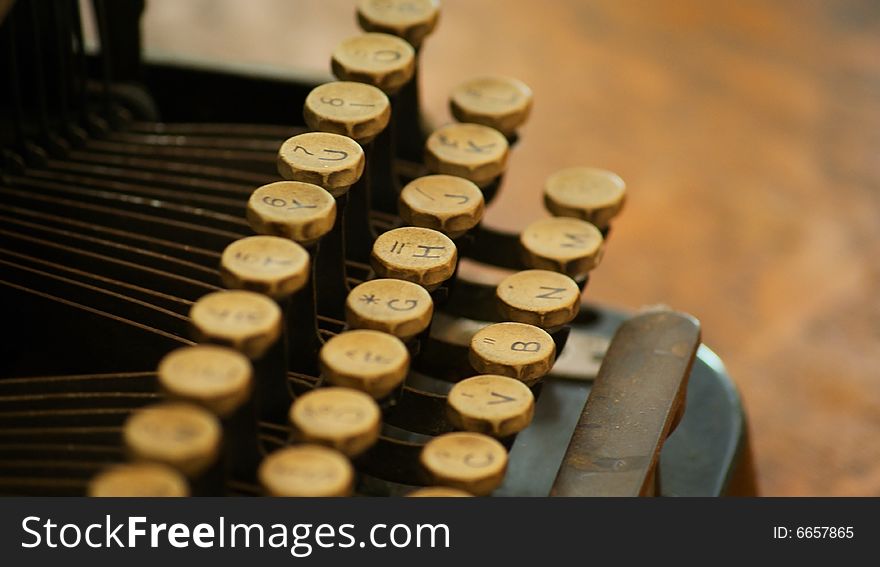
[{"x1": 553, "y1": 310, "x2": 700, "y2": 496}]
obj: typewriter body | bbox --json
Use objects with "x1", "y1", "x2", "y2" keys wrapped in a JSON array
[{"x1": 0, "y1": 0, "x2": 754, "y2": 497}]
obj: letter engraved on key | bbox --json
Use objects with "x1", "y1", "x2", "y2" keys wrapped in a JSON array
[
  {"x1": 288, "y1": 198, "x2": 317, "y2": 210},
  {"x1": 413, "y1": 245, "x2": 446, "y2": 259},
  {"x1": 374, "y1": 49, "x2": 402, "y2": 62},
  {"x1": 444, "y1": 193, "x2": 470, "y2": 204},
  {"x1": 466, "y1": 140, "x2": 497, "y2": 154},
  {"x1": 463, "y1": 453, "x2": 493, "y2": 468},
  {"x1": 345, "y1": 350, "x2": 390, "y2": 364},
  {"x1": 561, "y1": 233, "x2": 589, "y2": 248},
  {"x1": 535, "y1": 286, "x2": 567, "y2": 300},
  {"x1": 414, "y1": 185, "x2": 435, "y2": 200},
  {"x1": 438, "y1": 134, "x2": 459, "y2": 148},
  {"x1": 292, "y1": 145, "x2": 315, "y2": 156},
  {"x1": 387, "y1": 299, "x2": 417, "y2": 311},
  {"x1": 359, "y1": 293, "x2": 380, "y2": 305},
  {"x1": 487, "y1": 391, "x2": 516, "y2": 405},
  {"x1": 389, "y1": 241, "x2": 406, "y2": 254},
  {"x1": 511, "y1": 341, "x2": 540, "y2": 352},
  {"x1": 319, "y1": 149, "x2": 349, "y2": 161}
]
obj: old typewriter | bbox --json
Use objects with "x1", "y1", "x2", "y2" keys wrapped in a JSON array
[{"x1": 0, "y1": 0, "x2": 755, "y2": 497}]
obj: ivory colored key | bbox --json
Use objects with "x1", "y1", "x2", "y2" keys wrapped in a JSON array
[
  {"x1": 158, "y1": 345, "x2": 253, "y2": 419},
  {"x1": 189, "y1": 290, "x2": 282, "y2": 360},
  {"x1": 220, "y1": 236, "x2": 310, "y2": 301},
  {"x1": 543, "y1": 167, "x2": 626, "y2": 230},
  {"x1": 496, "y1": 269, "x2": 581, "y2": 329},
  {"x1": 304, "y1": 81, "x2": 391, "y2": 144},
  {"x1": 447, "y1": 374, "x2": 535, "y2": 437},
  {"x1": 289, "y1": 387, "x2": 381, "y2": 457},
  {"x1": 399, "y1": 175, "x2": 485, "y2": 238},
  {"x1": 371, "y1": 226, "x2": 457, "y2": 289},
  {"x1": 469, "y1": 322, "x2": 556, "y2": 385},
  {"x1": 123, "y1": 402, "x2": 222, "y2": 479},
  {"x1": 247, "y1": 181, "x2": 336, "y2": 245},
  {"x1": 277, "y1": 132, "x2": 365, "y2": 197},
  {"x1": 407, "y1": 486, "x2": 473, "y2": 497},
  {"x1": 346, "y1": 278, "x2": 433, "y2": 340},
  {"x1": 88, "y1": 463, "x2": 189, "y2": 497},
  {"x1": 257, "y1": 445, "x2": 354, "y2": 497},
  {"x1": 420, "y1": 432, "x2": 508, "y2": 496},
  {"x1": 424, "y1": 123, "x2": 509, "y2": 187},
  {"x1": 520, "y1": 217, "x2": 604, "y2": 280},
  {"x1": 320, "y1": 329, "x2": 410, "y2": 398},
  {"x1": 331, "y1": 33, "x2": 415, "y2": 95},
  {"x1": 259, "y1": 445, "x2": 354, "y2": 497},
  {"x1": 450, "y1": 76, "x2": 534, "y2": 137},
  {"x1": 356, "y1": 0, "x2": 440, "y2": 49}
]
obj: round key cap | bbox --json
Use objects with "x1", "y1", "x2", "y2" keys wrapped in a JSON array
[
  {"x1": 259, "y1": 445, "x2": 354, "y2": 497},
  {"x1": 496, "y1": 269, "x2": 581, "y2": 329},
  {"x1": 407, "y1": 486, "x2": 473, "y2": 497},
  {"x1": 346, "y1": 278, "x2": 433, "y2": 340},
  {"x1": 189, "y1": 290, "x2": 282, "y2": 359},
  {"x1": 544, "y1": 167, "x2": 626, "y2": 229},
  {"x1": 123, "y1": 402, "x2": 221, "y2": 478},
  {"x1": 469, "y1": 322, "x2": 556, "y2": 385},
  {"x1": 247, "y1": 181, "x2": 336, "y2": 245},
  {"x1": 88, "y1": 463, "x2": 189, "y2": 497},
  {"x1": 399, "y1": 175, "x2": 485, "y2": 238},
  {"x1": 277, "y1": 132, "x2": 365, "y2": 197},
  {"x1": 319, "y1": 329, "x2": 410, "y2": 398},
  {"x1": 420, "y1": 432, "x2": 507, "y2": 496},
  {"x1": 158, "y1": 345, "x2": 253, "y2": 419},
  {"x1": 356, "y1": 0, "x2": 440, "y2": 49},
  {"x1": 371, "y1": 226, "x2": 457, "y2": 289},
  {"x1": 331, "y1": 33, "x2": 415, "y2": 94},
  {"x1": 220, "y1": 236, "x2": 310, "y2": 301},
  {"x1": 289, "y1": 387, "x2": 381, "y2": 457},
  {"x1": 520, "y1": 217, "x2": 604, "y2": 280},
  {"x1": 304, "y1": 81, "x2": 391, "y2": 144},
  {"x1": 424, "y1": 123, "x2": 509, "y2": 187},
  {"x1": 449, "y1": 76, "x2": 533, "y2": 136},
  {"x1": 447, "y1": 374, "x2": 535, "y2": 437}
]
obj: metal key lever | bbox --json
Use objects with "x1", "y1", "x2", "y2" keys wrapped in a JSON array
[{"x1": 552, "y1": 309, "x2": 700, "y2": 496}]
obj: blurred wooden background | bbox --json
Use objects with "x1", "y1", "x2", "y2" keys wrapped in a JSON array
[{"x1": 140, "y1": 0, "x2": 880, "y2": 496}]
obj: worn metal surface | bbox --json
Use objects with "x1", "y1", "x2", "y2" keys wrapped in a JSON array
[{"x1": 553, "y1": 310, "x2": 701, "y2": 496}]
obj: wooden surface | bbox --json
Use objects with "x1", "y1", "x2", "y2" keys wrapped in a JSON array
[{"x1": 141, "y1": 0, "x2": 880, "y2": 496}]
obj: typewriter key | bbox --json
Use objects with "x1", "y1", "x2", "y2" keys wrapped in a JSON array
[
  {"x1": 247, "y1": 181, "x2": 337, "y2": 245},
  {"x1": 420, "y1": 432, "x2": 507, "y2": 496},
  {"x1": 290, "y1": 387, "x2": 381, "y2": 457},
  {"x1": 259, "y1": 445, "x2": 354, "y2": 497},
  {"x1": 88, "y1": 463, "x2": 189, "y2": 497},
  {"x1": 450, "y1": 76, "x2": 534, "y2": 137},
  {"x1": 447, "y1": 375, "x2": 535, "y2": 438},
  {"x1": 319, "y1": 329, "x2": 410, "y2": 398},
  {"x1": 304, "y1": 81, "x2": 391, "y2": 144},
  {"x1": 220, "y1": 236, "x2": 310, "y2": 301},
  {"x1": 356, "y1": 0, "x2": 440, "y2": 49},
  {"x1": 424, "y1": 123, "x2": 509, "y2": 188},
  {"x1": 496, "y1": 269, "x2": 581, "y2": 329},
  {"x1": 346, "y1": 278, "x2": 433, "y2": 340},
  {"x1": 123, "y1": 402, "x2": 222, "y2": 479},
  {"x1": 371, "y1": 226, "x2": 457, "y2": 290},
  {"x1": 331, "y1": 33, "x2": 415, "y2": 95},
  {"x1": 469, "y1": 322, "x2": 556, "y2": 385},
  {"x1": 399, "y1": 175, "x2": 485, "y2": 238},
  {"x1": 189, "y1": 290, "x2": 282, "y2": 360},
  {"x1": 277, "y1": 132, "x2": 365, "y2": 197},
  {"x1": 543, "y1": 167, "x2": 626, "y2": 230},
  {"x1": 158, "y1": 345, "x2": 253, "y2": 418},
  {"x1": 520, "y1": 217, "x2": 604, "y2": 280},
  {"x1": 406, "y1": 486, "x2": 473, "y2": 497}
]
